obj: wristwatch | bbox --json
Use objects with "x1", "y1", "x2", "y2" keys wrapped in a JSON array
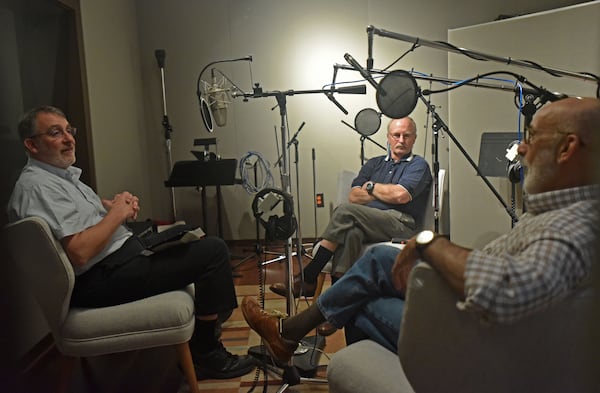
[
  {"x1": 415, "y1": 230, "x2": 439, "y2": 257},
  {"x1": 366, "y1": 181, "x2": 375, "y2": 194}
]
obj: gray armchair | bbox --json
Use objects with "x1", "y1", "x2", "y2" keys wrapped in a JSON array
[
  {"x1": 5, "y1": 216, "x2": 201, "y2": 393},
  {"x1": 327, "y1": 262, "x2": 600, "y2": 393}
]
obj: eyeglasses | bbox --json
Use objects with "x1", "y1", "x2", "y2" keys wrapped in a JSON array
[
  {"x1": 523, "y1": 126, "x2": 574, "y2": 144},
  {"x1": 388, "y1": 132, "x2": 415, "y2": 141},
  {"x1": 29, "y1": 126, "x2": 77, "y2": 139}
]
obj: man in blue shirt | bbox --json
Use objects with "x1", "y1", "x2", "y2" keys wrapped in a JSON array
[
  {"x1": 270, "y1": 117, "x2": 432, "y2": 298},
  {"x1": 7, "y1": 106, "x2": 257, "y2": 380}
]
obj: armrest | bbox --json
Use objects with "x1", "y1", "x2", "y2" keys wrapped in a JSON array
[{"x1": 397, "y1": 262, "x2": 599, "y2": 393}]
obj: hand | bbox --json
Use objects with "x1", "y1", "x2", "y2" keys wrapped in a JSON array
[
  {"x1": 348, "y1": 184, "x2": 374, "y2": 205},
  {"x1": 391, "y1": 237, "x2": 420, "y2": 292},
  {"x1": 108, "y1": 192, "x2": 140, "y2": 221}
]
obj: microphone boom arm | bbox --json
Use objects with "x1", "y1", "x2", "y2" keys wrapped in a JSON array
[{"x1": 368, "y1": 26, "x2": 599, "y2": 85}]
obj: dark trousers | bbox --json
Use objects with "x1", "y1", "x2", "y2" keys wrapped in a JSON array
[{"x1": 71, "y1": 236, "x2": 237, "y2": 316}]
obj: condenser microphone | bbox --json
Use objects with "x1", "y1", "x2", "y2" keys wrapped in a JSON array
[
  {"x1": 155, "y1": 49, "x2": 166, "y2": 68},
  {"x1": 344, "y1": 53, "x2": 385, "y2": 96},
  {"x1": 207, "y1": 68, "x2": 229, "y2": 127}
]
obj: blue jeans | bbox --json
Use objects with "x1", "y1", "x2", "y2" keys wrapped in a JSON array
[{"x1": 316, "y1": 245, "x2": 404, "y2": 352}]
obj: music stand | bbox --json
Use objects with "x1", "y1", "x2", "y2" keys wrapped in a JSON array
[
  {"x1": 164, "y1": 158, "x2": 237, "y2": 237},
  {"x1": 478, "y1": 132, "x2": 519, "y2": 177}
]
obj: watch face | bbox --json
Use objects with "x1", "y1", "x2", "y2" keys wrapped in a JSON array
[{"x1": 416, "y1": 230, "x2": 435, "y2": 245}]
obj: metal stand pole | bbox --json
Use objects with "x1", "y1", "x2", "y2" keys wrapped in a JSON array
[{"x1": 155, "y1": 50, "x2": 177, "y2": 222}]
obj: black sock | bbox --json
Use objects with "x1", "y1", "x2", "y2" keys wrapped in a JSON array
[
  {"x1": 302, "y1": 245, "x2": 334, "y2": 283},
  {"x1": 281, "y1": 303, "x2": 326, "y2": 342},
  {"x1": 191, "y1": 318, "x2": 221, "y2": 354}
]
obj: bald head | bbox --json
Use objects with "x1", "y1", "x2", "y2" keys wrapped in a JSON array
[
  {"x1": 519, "y1": 97, "x2": 600, "y2": 192},
  {"x1": 535, "y1": 97, "x2": 600, "y2": 147}
]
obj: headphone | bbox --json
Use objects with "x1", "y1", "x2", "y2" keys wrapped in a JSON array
[{"x1": 252, "y1": 188, "x2": 297, "y2": 241}]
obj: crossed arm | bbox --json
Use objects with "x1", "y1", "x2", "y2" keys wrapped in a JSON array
[{"x1": 349, "y1": 181, "x2": 412, "y2": 205}]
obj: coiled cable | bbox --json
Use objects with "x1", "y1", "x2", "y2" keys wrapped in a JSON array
[{"x1": 239, "y1": 151, "x2": 274, "y2": 194}]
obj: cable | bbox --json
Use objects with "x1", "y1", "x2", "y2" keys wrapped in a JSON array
[
  {"x1": 239, "y1": 151, "x2": 274, "y2": 194},
  {"x1": 383, "y1": 42, "x2": 420, "y2": 71}
]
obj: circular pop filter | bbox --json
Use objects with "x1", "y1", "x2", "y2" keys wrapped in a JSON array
[
  {"x1": 376, "y1": 70, "x2": 418, "y2": 119},
  {"x1": 354, "y1": 108, "x2": 381, "y2": 136},
  {"x1": 200, "y1": 96, "x2": 214, "y2": 133}
]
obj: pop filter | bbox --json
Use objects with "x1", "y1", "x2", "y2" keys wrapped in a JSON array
[
  {"x1": 354, "y1": 108, "x2": 381, "y2": 136},
  {"x1": 200, "y1": 96, "x2": 214, "y2": 133},
  {"x1": 376, "y1": 70, "x2": 418, "y2": 119}
]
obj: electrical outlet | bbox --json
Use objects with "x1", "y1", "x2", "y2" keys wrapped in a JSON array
[{"x1": 316, "y1": 193, "x2": 324, "y2": 207}]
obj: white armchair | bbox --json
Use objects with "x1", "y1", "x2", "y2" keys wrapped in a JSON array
[
  {"x1": 5, "y1": 217, "x2": 201, "y2": 393},
  {"x1": 327, "y1": 262, "x2": 600, "y2": 393}
]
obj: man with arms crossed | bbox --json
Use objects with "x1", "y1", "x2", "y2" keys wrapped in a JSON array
[{"x1": 270, "y1": 116, "x2": 432, "y2": 298}]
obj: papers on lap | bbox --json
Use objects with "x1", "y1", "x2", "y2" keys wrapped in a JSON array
[{"x1": 139, "y1": 221, "x2": 205, "y2": 252}]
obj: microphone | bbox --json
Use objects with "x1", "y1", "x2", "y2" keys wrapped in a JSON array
[
  {"x1": 515, "y1": 86, "x2": 568, "y2": 103},
  {"x1": 155, "y1": 49, "x2": 165, "y2": 68},
  {"x1": 335, "y1": 85, "x2": 367, "y2": 94},
  {"x1": 366, "y1": 25, "x2": 374, "y2": 71},
  {"x1": 207, "y1": 68, "x2": 229, "y2": 127},
  {"x1": 344, "y1": 53, "x2": 385, "y2": 96},
  {"x1": 287, "y1": 121, "x2": 306, "y2": 147},
  {"x1": 326, "y1": 92, "x2": 348, "y2": 115},
  {"x1": 198, "y1": 55, "x2": 252, "y2": 131},
  {"x1": 327, "y1": 64, "x2": 348, "y2": 114}
]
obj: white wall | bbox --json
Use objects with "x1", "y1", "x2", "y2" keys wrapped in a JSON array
[
  {"x1": 448, "y1": 1, "x2": 600, "y2": 248},
  {"x1": 80, "y1": 0, "x2": 592, "y2": 240},
  {"x1": 79, "y1": 0, "x2": 153, "y2": 211}
]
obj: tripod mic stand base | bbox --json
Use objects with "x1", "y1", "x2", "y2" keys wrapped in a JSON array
[{"x1": 248, "y1": 335, "x2": 326, "y2": 377}]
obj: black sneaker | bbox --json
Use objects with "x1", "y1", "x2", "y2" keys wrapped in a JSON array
[{"x1": 193, "y1": 343, "x2": 257, "y2": 380}]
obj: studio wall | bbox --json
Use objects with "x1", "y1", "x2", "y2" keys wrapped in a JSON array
[
  {"x1": 76, "y1": 0, "x2": 594, "y2": 241},
  {"x1": 129, "y1": 0, "x2": 593, "y2": 239},
  {"x1": 448, "y1": 1, "x2": 600, "y2": 248}
]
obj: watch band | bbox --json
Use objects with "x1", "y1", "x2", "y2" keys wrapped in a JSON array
[{"x1": 366, "y1": 181, "x2": 375, "y2": 195}]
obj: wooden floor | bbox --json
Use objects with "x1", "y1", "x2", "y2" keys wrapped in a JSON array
[{"x1": 181, "y1": 241, "x2": 346, "y2": 392}]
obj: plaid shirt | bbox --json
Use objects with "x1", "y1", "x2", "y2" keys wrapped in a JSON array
[{"x1": 461, "y1": 184, "x2": 599, "y2": 324}]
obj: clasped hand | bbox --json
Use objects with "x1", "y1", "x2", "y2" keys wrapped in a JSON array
[{"x1": 102, "y1": 191, "x2": 140, "y2": 221}]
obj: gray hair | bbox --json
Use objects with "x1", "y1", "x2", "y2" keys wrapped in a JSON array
[
  {"x1": 387, "y1": 116, "x2": 417, "y2": 134},
  {"x1": 18, "y1": 106, "x2": 66, "y2": 141}
]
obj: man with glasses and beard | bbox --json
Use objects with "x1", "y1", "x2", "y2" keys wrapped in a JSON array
[{"x1": 7, "y1": 106, "x2": 257, "y2": 380}]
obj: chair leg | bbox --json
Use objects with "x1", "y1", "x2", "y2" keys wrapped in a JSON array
[
  {"x1": 56, "y1": 355, "x2": 77, "y2": 393},
  {"x1": 176, "y1": 342, "x2": 200, "y2": 393},
  {"x1": 311, "y1": 271, "x2": 327, "y2": 304}
]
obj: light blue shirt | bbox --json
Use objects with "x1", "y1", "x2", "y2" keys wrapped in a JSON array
[{"x1": 7, "y1": 158, "x2": 131, "y2": 275}]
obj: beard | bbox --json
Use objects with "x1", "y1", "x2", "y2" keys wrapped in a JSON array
[{"x1": 522, "y1": 146, "x2": 558, "y2": 194}]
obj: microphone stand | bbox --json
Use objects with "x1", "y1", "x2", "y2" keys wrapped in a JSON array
[
  {"x1": 415, "y1": 88, "x2": 519, "y2": 224},
  {"x1": 288, "y1": 122, "x2": 313, "y2": 262},
  {"x1": 235, "y1": 85, "x2": 362, "y2": 391},
  {"x1": 368, "y1": 26, "x2": 599, "y2": 85},
  {"x1": 340, "y1": 120, "x2": 386, "y2": 165},
  {"x1": 155, "y1": 49, "x2": 177, "y2": 222}
]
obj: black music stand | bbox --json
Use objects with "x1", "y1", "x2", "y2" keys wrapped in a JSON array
[{"x1": 165, "y1": 158, "x2": 237, "y2": 237}]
